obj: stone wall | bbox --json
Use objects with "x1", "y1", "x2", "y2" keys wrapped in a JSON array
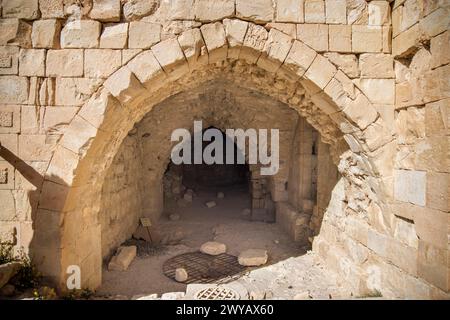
[{"x1": 99, "y1": 133, "x2": 143, "y2": 260}]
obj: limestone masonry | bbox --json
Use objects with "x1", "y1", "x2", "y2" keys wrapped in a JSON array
[{"x1": 0, "y1": 0, "x2": 448, "y2": 299}]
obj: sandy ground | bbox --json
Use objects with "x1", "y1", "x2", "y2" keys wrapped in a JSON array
[{"x1": 96, "y1": 186, "x2": 350, "y2": 299}]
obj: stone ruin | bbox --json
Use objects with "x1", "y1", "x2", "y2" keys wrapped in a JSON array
[{"x1": 0, "y1": 0, "x2": 448, "y2": 299}]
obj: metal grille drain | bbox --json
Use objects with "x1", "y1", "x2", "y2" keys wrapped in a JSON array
[
  {"x1": 194, "y1": 286, "x2": 240, "y2": 300},
  {"x1": 163, "y1": 252, "x2": 247, "y2": 284}
]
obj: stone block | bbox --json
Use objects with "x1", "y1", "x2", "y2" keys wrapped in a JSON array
[
  {"x1": 18, "y1": 134, "x2": 53, "y2": 161},
  {"x1": 236, "y1": 0, "x2": 274, "y2": 23},
  {"x1": 279, "y1": 40, "x2": 316, "y2": 81},
  {"x1": 84, "y1": 49, "x2": 122, "y2": 78},
  {"x1": 325, "y1": 0, "x2": 346, "y2": 24},
  {"x1": 258, "y1": 28, "x2": 293, "y2": 73},
  {"x1": 152, "y1": 38, "x2": 188, "y2": 79},
  {"x1": 297, "y1": 24, "x2": 328, "y2": 52},
  {"x1": 194, "y1": 0, "x2": 235, "y2": 21},
  {"x1": 200, "y1": 241, "x2": 227, "y2": 255},
  {"x1": 61, "y1": 20, "x2": 101, "y2": 49},
  {"x1": 425, "y1": 99, "x2": 449, "y2": 137},
  {"x1": 46, "y1": 49, "x2": 83, "y2": 77},
  {"x1": 276, "y1": 0, "x2": 305, "y2": 23},
  {"x1": 0, "y1": 161, "x2": 15, "y2": 190},
  {"x1": 31, "y1": 19, "x2": 61, "y2": 49},
  {"x1": 394, "y1": 169, "x2": 426, "y2": 206},
  {"x1": 89, "y1": 0, "x2": 121, "y2": 22},
  {"x1": 0, "y1": 46, "x2": 19, "y2": 75},
  {"x1": 426, "y1": 172, "x2": 448, "y2": 212},
  {"x1": 342, "y1": 91, "x2": 377, "y2": 130},
  {"x1": 392, "y1": 23, "x2": 420, "y2": 57},
  {"x1": 123, "y1": 0, "x2": 159, "y2": 21},
  {"x1": 419, "y1": 7, "x2": 450, "y2": 40},
  {"x1": 238, "y1": 249, "x2": 268, "y2": 266},
  {"x1": 0, "y1": 19, "x2": 32, "y2": 48},
  {"x1": 55, "y1": 77, "x2": 102, "y2": 106},
  {"x1": 100, "y1": 23, "x2": 128, "y2": 49},
  {"x1": 168, "y1": 0, "x2": 195, "y2": 20},
  {"x1": 355, "y1": 78, "x2": 395, "y2": 105},
  {"x1": 0, "y1": 105, "x2": 20, "y2": 134},
  {"x1": 200, "y1": 22, "x2": 228, "y2": 63},
  {"x1": 39, "y1": 0, "x2": 64, "y2": 19},
  {"x1": 359, "y1": 53, "x2": 394, "y2": 78},
  {"x1": 323, "y1": 53, "x2": 359, "y2": 79},
  {"x1": 352, "y1": 25, "x2": 382, "y2": 53},
  {"x1": 104, "y1": 66, "x2": 148, "y2": 107},
  {"x1": 0, "y1": 76, "x2": 28, "y2": 104},
  {"x1": 2, "y1": 0, "x2": 39, "y2": 20},
  {"x1": 368, "y1": 0, "x2": 391, "y2": 26},
  {"x1": 128, "y1": 21, "x2": 161, "y2": 49},
  {"x1": 18, "y1": 49, "x2": 45, "y2": 77},
  {"x1": 59, "y1": 115, "x2": 98, "y2": 154},
  {"x1": 178, "y1": 28, "x2": 208, "y2": 68},
  {"x1": 108, "y1": 246, "x2": 137, "y2": 271},
  {"x1": 240, "y1": 24, "x2": 268, "y2": 64},
  {"x1": 127, "y1": 50, "x2": 166, "y2": 91},
  {"x1": 328, "y1": 25, "x2": 352, "y2": 53},
  {"x1": 414, "y1": 136, "x2": 449, "y2": 173},
  {"x1": 42, "y1": 106, "x2": 79, "y2": 132},
  {"x1": 305, "y1": 54, "x2": 336, "y2": 89},
  {"x1": 223, "y1": 19, "x2": 248, "y2": 59},
  {"x1": 430, "y1": 31, "x2": 450, "y2": 69},
  {"x1": 418, "y1": 241, "x2": 448, "y2": 291},
  {"x1": 304, "y1": 0, "x2": 325, "y2": 23}
]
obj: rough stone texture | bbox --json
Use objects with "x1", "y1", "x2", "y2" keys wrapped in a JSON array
[
  {"x1": 31, "y1": 20, "x2": 61, "y2": 49},
  {"x1": 0, "y1": 262, "x2": 21, "y2": 288},
  {"x1": 0, "y1": 5, "x2": 448, "y2": 300},
  {"x1": 46, "y1": 49, "x2": 83, "y2": 77},
  {"x1": 200, "y1": 241, "x2": 227, "y2": 255},
  {"x1": 61, "y1": 20, "x2": 101, "y2": 49},
  {"x1": 238, "y1": 249, "x2": 269, "y2": 266},
  {"x1": 108, "y1": 246, "x2": 137, "y2": 271},
  {"x1": 130, "y1": 22, "x2": 161, "y2": 50}
]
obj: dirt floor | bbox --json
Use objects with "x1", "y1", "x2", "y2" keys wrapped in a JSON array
[{"x1": 96, "y1": 186, "x2": 350, "y2": 299}]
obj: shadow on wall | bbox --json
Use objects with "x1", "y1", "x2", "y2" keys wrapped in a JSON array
[{"x1": 0, "y1": 143, "x2": 67, "y2": 287}]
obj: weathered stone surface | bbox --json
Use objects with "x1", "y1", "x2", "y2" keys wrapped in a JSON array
[
  {"x1": 430, "y1": 31, "x2": 450, "y2": 69},
  {"x1": 0, "y1": 19, "x2": 32, "y2": 48},
  {"x1": 32, "y1": 20, "x2": 61, "y2": 49},
  {"x1": 425, "y1": 99, "x2": 448, "y2": 137},
  {"x1": 0, "y1": 76, "x2": 28, "y2": 104},
  {"x1": 123, "y1": 0, "x2": 159, "y2": 21},
  {"x1": 200, "y1": 241, "x2": 227, "y2": 255},
  {"x1": 394, "y1": 170, "x2": 426, "y2": 206},
  {"x1": 205, "y1": 201, "x2": 217, "y2": 208},
  {"x1": 0, "y1": 262, "x2": 21, "y2": 288},
  {"x1": 46, "y1": 49, "x2": 83, "y2": 77},
  {"x1": 297, "y1": 24, "x2": 328, "y2": 52},
  {"x1": 200, "y1": 22, "x2": 227, "y2": 63},
  {"x1": 39, "y1": 0, "x2": 64, "y2": 18},
  {"x1": 258, "y1": 28, "x2": 293, "y2": 72},
  {"x1": 276, "y1": 0, "x2": 304, "y2": 23},
  {"x1": 108, "y1": 246, "x2": 137, "y2": 271},
  {"x1": 85, "y1": 49, "x2": 122, "y2": 78},
  {"x1": 55, "y1": 77, "x2": 102, "y2": 106},
  {"x1": 368, "y1": 0, "x2": 391, "y2": 26},
  {"x1": 238, "y1": 249, "x2": 268, "y2": 266},
  {"x1": 0, "y1": 46, "x2": 19, "y2": 75},
  {"x1": 325, "y1": 0, "x2": 346, "y2": 24},
  {"x1": 89, "y1": 0, "x2": 121, "y2": 22},
  {"x1": 61, "y1": 20, "x2": 101, "y2": 48},
  {"x1": 127, "y1": 50, "x2": 166, "y2": 91},
  {"x1": 194, "y1": 0, "x2": 235, "y2": 21},
  {"x1": 236, "y1": 0, "x2": 274, "y2": 23},
  {"x1": 152, "y1": 38, "x2": 188, "y2": 79},
  {"x1": 3, "y1": 0, "x2": 39, "y2": 20},
  {"x1": 355, "y1": 78, "x2": 395, "y2": 105},
  {"x1": 328, "y1": 24, "x2": 352, "y2": 53},
  {"x1": 240, "y1": 23, "x2": 268, "y2": 64},
  {"x1": 178, "y1": 28, "x2": 208, "y2": 68},
  {"x1": 324, "y1": 53, "x2": 359, "y2": 78},
  {"x1": 128, "y1": 21, "x2": 161, "y2": 49},
  {"x1": 352, "y1": 26, "x2": 382, "y2": 53},
  {"x1": 305, "y1": 0, "x2": 325, "y2": 23},
  {"x1": 169, "y1": 0, "x2": 195, "y2": 20},
  {"x1": 223, "y1": 19, "x2": 248, "y2": 59},
  {"x1": 305, "y1": 54, "x2": 337, "y2": 89},
  {"x1": 279, "y1": 40, "x2": 316, "y2": 81},
  {"x1": 359, "y1": 53, "x2": 394, "y2": 78},
  {"x1": 19, "y1": 49, "x2": 45, "y2": 77},
  {"x1": 99, "y1": 23, "x2": 128, "y2": 49},
  {"x1": 175, "y1": 268, "x2": 188, "y2": 282}
]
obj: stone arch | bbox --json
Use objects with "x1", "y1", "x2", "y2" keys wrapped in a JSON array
[{"x1": 37, "y1": 19, "x2": 394, "y2": 289}]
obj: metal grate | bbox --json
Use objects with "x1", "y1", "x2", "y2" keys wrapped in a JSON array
[
  {"x1": 194, "y1": 286, "x2": 240, "y2": 300},
  {"x1": 163, "y1": 252, "x2": 247, "y2": 284}
]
